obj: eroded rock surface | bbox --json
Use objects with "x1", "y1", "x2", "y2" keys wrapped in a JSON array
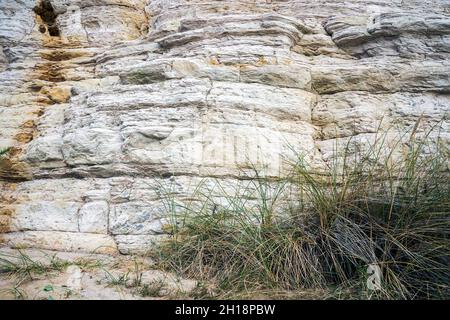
[{"x1": 0, "y1": 1, "x2": 449, "y2": 254}]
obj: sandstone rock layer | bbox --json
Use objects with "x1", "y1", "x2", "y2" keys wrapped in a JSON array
[{"x1": 0, "y1": 0, "x2": 449, "y2": 254}]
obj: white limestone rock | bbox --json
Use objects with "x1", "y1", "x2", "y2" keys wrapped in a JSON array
[
  {"x1": 11, "y1": 201, "x2": 80, "y2": 232},
  {"x1": 1, "y1": 231, "x2": 118, "y2": 254},
  {"x1": 79, "y1": 201, "x2": 109, "y2": 234},
  {"x1": 0, "y1": 0, "x2": 448, "y2": 254},
  {"x1": 115, "y1": 234, "x2": 167, "y2": 255}
]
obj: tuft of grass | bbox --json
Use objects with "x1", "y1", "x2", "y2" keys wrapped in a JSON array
[
  {"x1": 187, "y1": 281, "x2": 216, "y2": 299},
  {"x1": 154, "y1": 123, "x2": 450, "y2": 299},
  {"x1": 131, "y1": 260, "x2": 143, "y2": 288},
  {"x1": 103, "y1": 259, "x2": 147, "y2": 290},
  {"x1": 103, "y1": 270, "x2": 130, "y2": 287},
  {"x1": 138, "y1": 279, "x2": 166, "y2": 297},
  {"x1": 72, "y1": 257, "x2": 103, "y2": 271},
  {"x1": 0, "y1": 250, "x2": 71, "y2": 282},
  {"x1": 0, "y1": 250, "x2": 105, "y2": 296},
  {"x1": 0, "y1": 147, "x2": 10, "y2": 157},
  {"x1": 0, "y1": 250, "x2": 75, "y2": 299}
]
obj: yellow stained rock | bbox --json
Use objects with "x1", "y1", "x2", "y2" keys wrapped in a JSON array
[
  {"x1": 40, "y1": 86, "x2": 72, "y2": 104},
  {"x1": 0, "y1": 215, "x2": 11, "y2": 233}
]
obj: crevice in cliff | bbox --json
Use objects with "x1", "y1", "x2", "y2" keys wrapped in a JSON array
[
  {"x1": 33, "y1": 0, "x2": 60, "y2": 37},
  {"x1": 3, "y1": 1, "x2": 73, "y2": 182}
]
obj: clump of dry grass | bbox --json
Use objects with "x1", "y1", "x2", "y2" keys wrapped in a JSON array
[{"x1": 154, "y1": 123, "x2": 449, "y2": 299}]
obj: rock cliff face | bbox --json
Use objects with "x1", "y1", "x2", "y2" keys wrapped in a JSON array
[{"x1": 0, "y1": 0, "x2": 449, "y2": 254}]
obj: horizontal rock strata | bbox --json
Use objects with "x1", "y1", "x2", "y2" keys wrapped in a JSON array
[{"x1": 0, "y1": 0, "x2": 449, "y2": 254}]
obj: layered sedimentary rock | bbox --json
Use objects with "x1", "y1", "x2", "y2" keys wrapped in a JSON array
[{"x1": 0, "y1": 0, "x2": 448, "y2": 254}]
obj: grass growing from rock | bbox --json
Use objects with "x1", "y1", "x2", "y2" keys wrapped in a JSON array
[
  {"x1": 0, "y1": 250, "x2": 71, "y2": 281},
  {"x1": 138, "y1": 279, "x2": 166, "y2": 297},
  {"x1": 0, "y1": 147, "x2": 10, "y2": 157},
  {"x1": 0, "y1": 249, "x2": 104, "y2": 296},
  {"x1": 154, "y1": 124, "x2": 449, "y2": 299}
]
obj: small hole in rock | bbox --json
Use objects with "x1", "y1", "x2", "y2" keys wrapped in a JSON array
[{"x1": 33, "y1": 0, "x2": 60, "y2": 37}]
